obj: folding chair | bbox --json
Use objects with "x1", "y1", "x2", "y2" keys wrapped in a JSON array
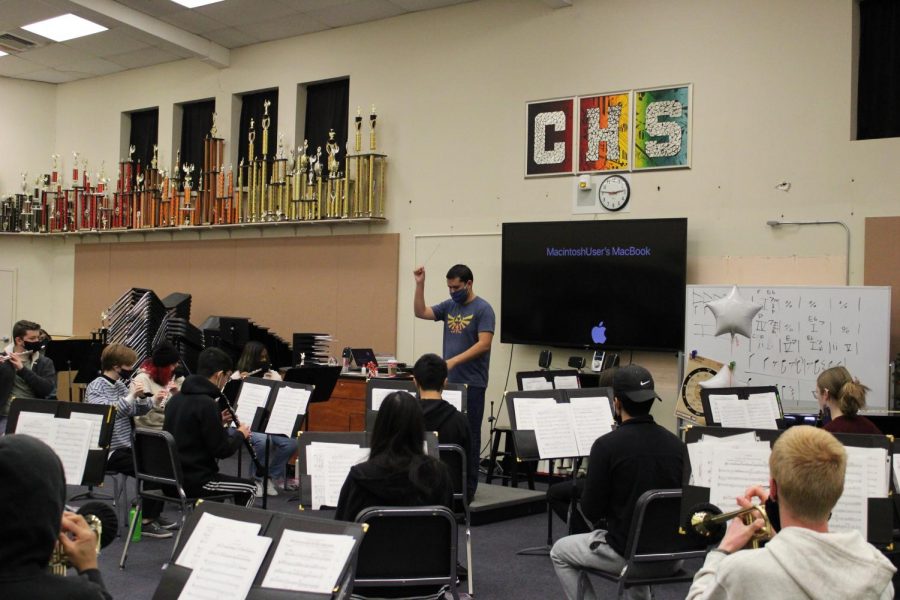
[
  {"x1": 106, "y1": 470, "x2": 130, "y2": 536},
  {"x1": 119, "y1": 429, "x2": 232, "y2": 569},
  {"x1": 576, "y1": 488, "x2": 708, "y2": 599},
  {"x1": 439, "y1": 443, "x2": 473, "y2": 595},
  {"x1": 354, "y1": 505, "x2": 460, "y2": 600}
]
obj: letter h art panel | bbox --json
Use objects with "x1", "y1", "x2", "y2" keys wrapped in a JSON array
[
  {"x1": 578, "y1": 91, "x2": 631, "y2": 173},
  {"x1": 525, "y1": 97, "x2": 575, "y2": 177}
]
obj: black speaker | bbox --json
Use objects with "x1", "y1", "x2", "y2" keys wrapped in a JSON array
[
  {"x1": 538, "y1": 350, "x2": 552, "y2": 369},
  {"x1": 567, "y1": 356, "x2": 586, "y2": 369}
]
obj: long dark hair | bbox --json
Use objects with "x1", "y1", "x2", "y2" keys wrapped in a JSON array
[
  {"x1": 236, "y1": 341, "x2": 268, "y2": 373},
  {"x1": 369, "y1": 391, "x2": 426, "y2": 464}
]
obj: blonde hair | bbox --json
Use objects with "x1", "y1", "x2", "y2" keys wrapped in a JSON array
[
  {"x1": 770, "y1": 426, "x2": 846, "y2": 522},
  {"x1": 101, "y1": 344, "x2": 137, "y2": 372},
  {"x1": 817, "y1": 366, "x2": 870, "y2": 417}
]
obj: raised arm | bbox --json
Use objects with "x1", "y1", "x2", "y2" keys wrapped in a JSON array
[{"x1": 413, "y1": 266, "x2": 436, "y2": 320}]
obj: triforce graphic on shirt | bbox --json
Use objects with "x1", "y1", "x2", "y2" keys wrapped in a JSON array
[{"x1": 447, "y1": 313, "x2": 473, "y2": 334}]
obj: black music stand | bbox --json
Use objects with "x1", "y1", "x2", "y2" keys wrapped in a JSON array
[
  {"x1": 44, "y1": 338, "x2": 104, "y2": 402},
  {"x1": 283, "y1": 366, "x2": 342, "y2": 430}
]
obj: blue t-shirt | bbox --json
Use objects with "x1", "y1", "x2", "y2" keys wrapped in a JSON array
[{"x1": 431, "y1": 296, "x2": 495, "y2": 387}]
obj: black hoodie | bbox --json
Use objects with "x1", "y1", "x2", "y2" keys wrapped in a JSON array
[
  {"x1": 164, "y1": 374, "x2": 244, "y2": 494},
  {"x1": 0, "y1": 434, "x2": 109, "y2": 600},
  {"x1": 334, "y1": 454, "x2": 453, "y2": 522},
  {"x1": 420, "y1": 398, "x2": 473, "y2": 502}
]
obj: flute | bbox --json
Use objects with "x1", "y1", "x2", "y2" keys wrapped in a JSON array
[
  {"x1": 0, "y1": 350, "x2": 29, "y2": 363},
  {"x1": 216, "y1": 390, "x2": 264, "y2": 472}
]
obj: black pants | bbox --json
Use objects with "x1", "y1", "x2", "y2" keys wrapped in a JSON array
[
  {"x1": 547, "y1": 479, "x2": 590, "y2": 535},
  {"x1": 107, "y1": 448, "x2": 162, "y2": 520},
  {"x1": 197, "y1": 473, "x2": 257, "y2": 508}
]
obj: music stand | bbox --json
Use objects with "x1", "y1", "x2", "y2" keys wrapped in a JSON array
[
  {"x1": 44, "y1": 338, "x2": 103, "y2": 402},
  {"x1": 283, "y1": 365, "x2": 342, "y2": 430}
]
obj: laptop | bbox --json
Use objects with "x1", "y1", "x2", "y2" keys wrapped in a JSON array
[{"x1": 350, "y1": 348, "x2": 378, "y2": 368}]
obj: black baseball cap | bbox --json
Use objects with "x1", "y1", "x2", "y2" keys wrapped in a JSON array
[{"x1": 613, "y1": 365, "x2": 660, "y2": 403}]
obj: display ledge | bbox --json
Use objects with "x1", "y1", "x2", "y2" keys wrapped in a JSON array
[{"x1": 0, "y1": 217, "x2": 387, "y2": 238}]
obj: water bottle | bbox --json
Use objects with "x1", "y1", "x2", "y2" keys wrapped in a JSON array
[{"x1": 128, "y1": 504, "x2": 142, "y2": 542}]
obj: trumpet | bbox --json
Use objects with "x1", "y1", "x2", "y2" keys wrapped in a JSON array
[
  {"x1": 48, "y1": 514, "x2": 102, "y2": 576},
  {"x1": 687, "y1": 502, "x2": 774, "y2": 549}
]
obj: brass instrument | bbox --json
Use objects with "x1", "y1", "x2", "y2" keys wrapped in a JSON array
[
  {"x1": 688, "y1": 502, "x2": 773, "y2": 549},
  {"x1": 48, "y1": 514, "x2": 102, "y2": 576}
]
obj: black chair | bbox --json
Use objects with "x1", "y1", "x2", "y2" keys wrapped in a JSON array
[
  {"x1": 353, "y1": 505, "x2": 460, "y2": 600},
  {"x1": 438, "y1": 443, "x2": 473, "y2": 595},
  {"x1": 119, "y1": 429, "x2": 232, "y2": 569},
  {"x1": 576, "y1": 488, "x2": 708, "y2": 599}
]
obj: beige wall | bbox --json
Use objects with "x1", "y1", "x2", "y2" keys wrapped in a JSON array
[{"x1": 1, "y1": 0, "x2": 899, "y2": 434}]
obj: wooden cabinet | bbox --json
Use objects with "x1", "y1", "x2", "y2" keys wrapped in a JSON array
[{"x1": 307, "y1": 376, "x2": 367, "y2": 431}]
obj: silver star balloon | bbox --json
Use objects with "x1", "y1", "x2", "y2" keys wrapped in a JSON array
[{"x1": 706, "y1": 286, "x2": 762, "y2": 339}]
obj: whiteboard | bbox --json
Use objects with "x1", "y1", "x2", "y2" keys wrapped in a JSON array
[{"x1": 685, "y1": 286, "x2": 891, "y2": 411}]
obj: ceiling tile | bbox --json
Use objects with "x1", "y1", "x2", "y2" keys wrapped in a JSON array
[
  {"x1": 236, "y1": 12, "x2": 328, "y2": 42},
  {"x1": 203, "y1": 26, "x2": 261, "y2": 48},
  {"x1": 387, "y1": 0, "x2": 472, "y2": 10},
  {"x1": 58, "y1": 56, "x2": 123, "y2": 76},
  {"x1": 113, "y1": 0, "x2": 185, "y2": 18},
  {"x1": 0, "y1": 0, "x2": 63, "y2": 32},
  {"x1": 304, "y1": 0, "x2": 405, "y2": 28},
  {"x1": 197, "y1": 0, "x2": 296, "y2": 28},
  {"x1": 106, "y1": 45, "x2": 181, "y2": 69},
  {"x1": 16, "y1": 68, "x2": 84, "y2": 83},
  {"x1": 17, "y1": 43, "x2": 93, "y2": 67},
  {"x1": 61, "y1": 27, "x2": 150, "y2": 57},
  {"x1": 157, "y1": 8, "x2": 225, "y2": 34},
  {"x1": 0, "y1": 53, "x2": 43, "y2": 76},
  {"x1": 276, "y1": 0, "x2": 358, "y2": 10}
]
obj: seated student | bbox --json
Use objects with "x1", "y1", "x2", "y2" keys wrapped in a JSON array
[
  {"x1": 550, "y1": 365, "x2": 684, "y2": 600},
  {"x1": 816, "y1": 366, "x2": 881, "y2": 435},
  {"x1": 0, "y1": 320, "x2": 57, "y2": 433},
  {"x1": 413, "y1": 353, "x2": 474, "y2": 502},
  {"x1": 233, "y1": 341, "x2": 297, "y2": 496},
  {"x1": 687, "y1": 425, "x2": 895, "y2": 599},
  {"x1": 133, "y1": 342, "x2": 184, "y2": 430},
  {"x1": 164, "y1": 347, "x2": 256, "y2": 507},
  {"x1": 335, "y1": 391, "x2": 453, "y2": 522},
  {"x1": 85, "y1": 343, "x2": 174, "y2": 538},
  {"x1": 0, "y1": 434, "x2": 111, "y2": 600},
  {"x1": 547, "y1": 366, "x2": 618, "y2": 535}
]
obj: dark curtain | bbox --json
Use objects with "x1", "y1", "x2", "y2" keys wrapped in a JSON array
[
  {"x1": 179, "y1": 99, "x2": 215, "y2": 189},
  {"x1": 303, "y1": 78, "x2": 350, "y2": 158},
  {"x1": 237, "y1": 90, "x2": 279, "y2": 173},
  {"x1": 129, "y1": 108, "x2": 158, "y2": 170},
  {"x1": 857, "y1": 0, "x2": 900, "y2": 140}
]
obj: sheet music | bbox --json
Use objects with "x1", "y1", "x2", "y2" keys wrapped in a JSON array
[
  {"x1": 513, "y1": 397, "x2": 557, "y2": 430},
  {"x1": 845, "y1": 446, "x2": 889, "y2": 499},
  {"x1": 533, "y1": 404, "x2": 578, "y2": 459},
  {"x1": 830, "y1": 453, "x2": 870, "y2": 536},
  {"x1": 744, "y1": 395, "x2": 781, "y2": 430},
  {"x1": 707, "y1": 394, "x2": 739, "y2": 424},
  {"x1": 553, "y1": 375, "x2": 579, "y2": 390},
  {"x1": 569, "y1": 396, "x2": 614, "y2": 456},
  {"x1": 14, "y1": 411, "x2": 54, "y2": 439},
  {"x1": 893, "y1": 454, "x2": 900, "y2": 493},
  {"x1": 17, "y1": 414, "x2": 93, "y2": 485},
  {"x1": 521, "y1": 377, "x2": 553, "y2": 391},
  {"x1": 236, "y1": 382, "x2": 271, "y2": 427},
  {"x1": 370, "y1": 387, "x2": 393, "y2": 411},
  {"x1": 68, "y1": 411, "x2": 105, "y2": 448},
  {"x1": 708, "y1": 447, "x2": 771, "y2": 513},
  {"x1": 265, "y1": 387, "x2": 310, "y2": 436},
  {"x1": 308, "y1": 443, "x2": 369, "y2": 509},
  {"x1": 176, "y1": 513, "x2": 262, "y2": 570},
  {"x1": 178, "y1": 530, "x2": 270, "y2": 600},
  {"x1": 441, "y1": 389, "x2": 463, "y2": 411},
  {"x1": 262, "y1": 530, "x2": 356, "y2": 593}
]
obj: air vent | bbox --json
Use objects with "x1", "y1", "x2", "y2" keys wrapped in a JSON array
[{"x1": 0, "y1": 32, "x2": 45, "y2": 53}]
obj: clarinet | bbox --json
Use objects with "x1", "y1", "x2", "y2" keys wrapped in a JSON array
[{"x1": 216, "y1": 390, "x2": 265, "y2": 472}]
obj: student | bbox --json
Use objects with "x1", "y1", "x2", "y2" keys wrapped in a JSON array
[
  {"x1": 0, "y1": 320, "x2": 57, "y2": 433},
  {"x1": 687, "y1": 426, "x2": 895, "y2": 599},
  {"x1": 164, "y1": 347, "x2": 256, "y2": 506},
  {"x1": 334, "y1": 391, "x2": 452, "y2": 522},
  {"x1": 85, "y1": 343, "x2": 174, "y2": 538},
  {"x1": 413, "y1": 353, "x2": 473, "y2": 503},
  {"x1": 133, "y1": 342, "x2": 183, "y2": 430},
  {"x1": 816, "y1": 366, "x2": 881, "y2": 435},
  {"x1": 550, "y1": 365, "x2": 684, "y2": 600},
  {"x1": 0, "y1": 434, "x2": 111, "y2": 600},
  {"x1": 234, "y1": 341, "x2": 297, "y2": 495}
]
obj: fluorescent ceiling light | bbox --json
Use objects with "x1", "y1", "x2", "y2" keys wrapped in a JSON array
[
  {"x1": 171, "y1": 0, "x2": 225, "y2": 7},
  {"x1": 21, "y1": 14, "x2": 106, "y2": 42}
]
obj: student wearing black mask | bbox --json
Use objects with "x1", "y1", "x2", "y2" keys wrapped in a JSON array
[
  {"x1": 233, "y1": 341, "x2": 296, "y2": 495},
  {"x1": 0, "y1": 320, "x2": 57, "y2": 434}
]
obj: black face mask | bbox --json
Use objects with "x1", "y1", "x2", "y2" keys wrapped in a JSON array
[
  {"x1": 258, "y1": 361, "x2": 271, "y2": 372},
  {"x1": 119, "y1": 368, "x2": 134, "y2": 379},
  {"x1": 23, "y1": 341, "x2": 43, "y2": 353}
]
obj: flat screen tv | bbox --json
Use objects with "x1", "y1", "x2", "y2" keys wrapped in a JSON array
[{"x1": 501, "y1": 218, "x2": 687, "y2": 351}]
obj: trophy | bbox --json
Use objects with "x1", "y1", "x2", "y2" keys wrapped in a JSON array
[
  {"x1": 211, "y1": 111, "x2": 218, "y2": 137},
  {"x1": 72, "y1": 151, "x2": 80, "y2": 186},
  {"x1": 182, "y1": 163, "x2": 195, "y2": 225},
  {"x1": 151, "y1": 144, "x2": 158, "y2": 170},
  {"x1": 369, "y1": 105, "x2": 377, "y2": 151},
  {"x1": 128, "y1": 145, "x2": 136, "y2": 162},
  {"x1": 355, "y1": 106, "x2": 363, "y2": 153},
  {"x1": 51, "y1": 153, "x2": 59, "y2": 185}
]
